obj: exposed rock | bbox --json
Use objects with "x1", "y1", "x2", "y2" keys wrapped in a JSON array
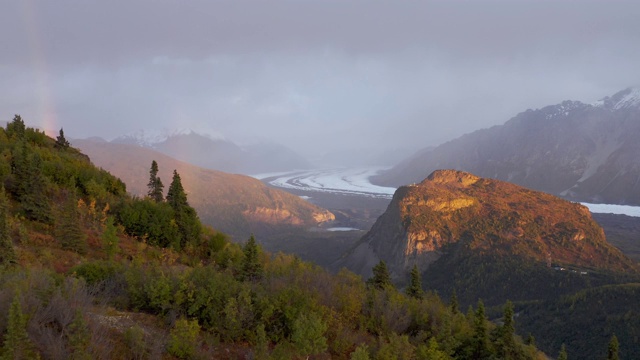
[
  {"x1": 312, "y1": 211, "x2": 336, "y2": 223},
  {"x1": 243, "y1": 207, "x2": 334, "y2": 226},
  {"x1": 341, "y1": 170, "x2": 637, "y2": 280}
]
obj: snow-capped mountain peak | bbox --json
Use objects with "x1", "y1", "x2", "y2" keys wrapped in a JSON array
[
  {"x1": 593, "y1": 87, "x2": 640, "y2": 110},
  {"x1": 111, "y1": 128, "x2": 226, "y2": 147}
]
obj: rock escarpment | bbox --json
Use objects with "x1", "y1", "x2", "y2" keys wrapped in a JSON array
[{"x1": 342, "y1": 170, "x2": 636, "y2": 279}]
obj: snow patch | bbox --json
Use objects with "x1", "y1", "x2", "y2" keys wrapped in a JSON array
[
  {"x1": 112, "y1": 128, "x2": 226, "y2": 147},
  {"x1": 613, "y1": 88, "x2": 640, "y2": 110},
  {"x1": 593, "y1": 87, "x2": 640, "y2": 110},
  {"x1": 327, "y1": 227, "x2": 360, "y2": 232},
  {"x1": 543, "y1": 101, "x2": 584, "y2": 119},
  {"x1": 581, "y1": 203, "x2": 640, "y2": 217}
]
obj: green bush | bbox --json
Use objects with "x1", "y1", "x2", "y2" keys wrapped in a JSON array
[
  {"x1": 72, "y1": 261, "x2": 117, "y2": 286},
  {"x1": 167, "y1": 318, "x2": 200, "y2": 359},
  {"x1": 123, "y1": 325, "x2": 148, "y2": 360}
]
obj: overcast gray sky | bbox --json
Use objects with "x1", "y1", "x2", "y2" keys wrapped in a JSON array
[{"x1": 1, "y1": 0, "x2": 639, "y2": 164}]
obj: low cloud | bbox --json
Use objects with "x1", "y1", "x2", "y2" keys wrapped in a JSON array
[{"x1": 2, "y1": 1, "x2": 639, "y2": 165}]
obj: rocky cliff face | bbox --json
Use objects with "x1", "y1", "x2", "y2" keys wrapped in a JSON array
[
  {"x1": 342, "y1": 170, "x2": 637, "y2": 279},
  {"x1": 375, "y1": 88, "x2": 640, "y2": 205}
]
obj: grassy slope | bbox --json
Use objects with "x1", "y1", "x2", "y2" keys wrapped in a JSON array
[{"x1": 74, "y1": 139, "x2": 334, "y2": 240}]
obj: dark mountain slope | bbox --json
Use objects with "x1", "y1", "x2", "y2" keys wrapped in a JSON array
[
  {"x1": 375, "y1": 88, "x2": 640, "y2": 205},
  {"x1": 517, "y1": 283, "x2": 640, "y2": 360}
]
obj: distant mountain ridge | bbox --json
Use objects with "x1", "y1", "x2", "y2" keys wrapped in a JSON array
[
  {"x1": 112, "y1": 128, "x2": 226, "y2": 148},
  {"x1": 375, "y1": 87, "x2": 640, "y2": 205},
  {"x1": 111, "y1": 129, "x2": 311, "y2": 174},
  {"x1": 74, "y1": 139, "x2": 333, "y2": 239}
]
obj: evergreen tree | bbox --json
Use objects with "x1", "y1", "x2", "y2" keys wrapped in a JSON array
[
  {"x1": 607, "y1": 334, "x2": 619, "y2": 360},
  {"x1": 242, "y1": 235, "x2": 263, "y2": 281},
  {"x1": 497, "y1": 300, "x2": 518, "y2": 359},
  {"x1": 0, "y1": 293, "x2": 39, "y2": 360},
  {"x1": 557, "y1": 344, "x2": 567, "y2": 360},
  {"x1": 56, "y1": 192, "x2": 87, "y2": 254},
  {"x1": 11, "y1": 144, "x2": 52, "y2": 224},
  {"x1": 367, "y1": 260, "x2": 393, "y2": 290},
  {"x1": 6, "y1": 114, "x2": 26, "y2": 140},
  {"x1": 101, "y1": 216, "x2": 119, "y2": 261},
  {"x1": 405, "y1": 264, "x2": 424, "y2": 299},
  {"x1": 166, "y1": 170, "x2": 188, "y2": 209},
  {"x1": 166, "y1": 170, "x2": 200, "y2": 249},
  {"x1": 291, "y1": 312, "x2": 328, "y2": 358},
  {"x1": 9, "y1": 140, "x2": 29, "y2": 198},
  {"x1": 16, "y1": 152, "x2": 53, "y2": 224},
  {"x1": 416, "y1": 338, "x2": 449, "y2": 360},
  {"x1": 450, "y1": 289, "x2": 459, "y2": 314},
  {"x1": 472, "y1": 299, "x2": 491, "y2": 359},
  {"x1": 525, "y1": 334, "x2": 535, "y2": 346},
  {"x1": 0, "y1": 187, "x2": 16, "y2": 266},
  {"x1": 54, "y1": 128, "x2": 70, "y2": 149},
  {"x1": 146, "y1": 160, "x2": 164, "y2": 202}
]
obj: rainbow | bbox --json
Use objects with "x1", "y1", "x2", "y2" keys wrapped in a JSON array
[{"x1": 21, "y1": 0, "x2": 57, "y2": 136}]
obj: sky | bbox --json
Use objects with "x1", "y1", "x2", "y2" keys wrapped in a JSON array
[{"x1": 1, "y1": 0, "x2": 640, "y2": 165}]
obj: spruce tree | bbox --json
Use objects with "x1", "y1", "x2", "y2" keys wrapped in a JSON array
[
  {"x1": 0, "y1": 293, "x2": 39, "y2": 360},
  {"x1": 0, "y1": 187, "x2": 16, "y2": 266},
  {"x1": 54, "y1": 128, "x2": 70, "y2": 149},
  {"x1": 22, "y1": 153, "x2": 52, "y2": 224},
  {"x1": 101, "y1": 216, "x2": 119, "y2": 261},
  {"x1": 6, "y1": 114, "x2": 26, "y2": 139},
  {"x1": 607, "y1": 334, "x2": 619, "y2": 360},
  {"x1": 56, "y1": 192, "x2": 87, "y2": 254},
  {"x1": 12, "y1": 145, "x2": 52, "y2": 224},
  {"x1": 367, "y1": 260, "x2": 393, "y2": 290},
  {"x1": 147, "y1": 160, "x2": 164, "y2": 202},
  {"x1": 497, "y1": 300, "x2": 517, "y2": 359},
  {"x1": 405, "y1": 264, "x2": 424, "y2": 299},
  {"x1": 166, "y1": 170, "x2": 188, "y2": 209},
  {"x1": 166, "y1": 170, "x2": 200, "y2": 249},
  {"x1": 450, "y1": 289, "x2": 459, "y2": 314},
  {"x1": 242, "y1": 235, "x2": 263, "y2": 281},
  {"x1": 557, "y1": 344, "x2": 567, "y2": 360},
  {"x1": 472, "y1": 299, "x2": 490, "y2": 359}
]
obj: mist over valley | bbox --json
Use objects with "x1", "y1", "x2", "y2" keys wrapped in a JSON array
[{"x1": 3, "y1": 1, "x2": 640, "y2": 358}]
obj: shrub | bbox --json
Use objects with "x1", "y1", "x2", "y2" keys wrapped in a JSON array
[{"x1": 167, "y1": 318, "x2": 200, "y2": 359}]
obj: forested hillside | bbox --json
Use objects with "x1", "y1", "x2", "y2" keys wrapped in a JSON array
[
  {"x1": 0, "y1": 115, "x2": 550, "y2": 359},
  {"x1": 73, "y1": 138, "x2": 334, "y2": 240}
]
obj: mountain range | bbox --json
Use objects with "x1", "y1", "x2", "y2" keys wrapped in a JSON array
[
  {"x1": 374, "y1": 87, "x2": 640, "y2": 205},
  {"x1": 111, "y1": 129, "x2": 311, "y2": 174},
  {"x1": 73, "y1": 138, "x2": 333, "y2": 239}
]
